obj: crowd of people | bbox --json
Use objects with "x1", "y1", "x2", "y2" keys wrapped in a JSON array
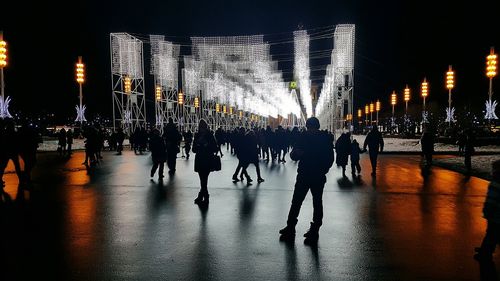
[{"x1": 2, "y1": 116, "x2": 495, "y2": 252}]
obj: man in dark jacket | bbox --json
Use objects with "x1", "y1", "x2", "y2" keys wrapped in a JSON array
[
  {"x1": 149, "y1": 129, "x2": 167, "y2": 180},
  {"x1": 363, "y1": 126, "x2": 384, "y2": 177},
  {"x1": 279, "y1": 117, "x2": 334, "y2": 245},
  {"x1": 163, "y1": 118, "x2": 182, "y2": 174}
]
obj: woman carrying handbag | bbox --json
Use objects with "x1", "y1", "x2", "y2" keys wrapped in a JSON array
[{"x1": 192, "y1": 119, "x2": 218, "y2": 205}]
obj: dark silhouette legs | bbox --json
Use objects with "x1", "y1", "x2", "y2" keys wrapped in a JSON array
[{"x1": 195, "y1": 171, "x2": 210, "y2": 205}]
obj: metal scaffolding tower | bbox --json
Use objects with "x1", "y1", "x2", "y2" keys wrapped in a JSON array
[{"x1": 110, "y1": 33, "x2": 147, "y2": 135}]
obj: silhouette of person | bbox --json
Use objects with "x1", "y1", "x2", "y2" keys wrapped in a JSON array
[
  {"x1": 350, "y1": 139, "x2": 363, "y2": 176},
  {"x1": 116, "y1": 128, "x2": 125, "y2": 155},
  {"x1": 240, "y1": 130, "x2": 264, "y2": 183},
  {"x1": 214, "y1": 127, "x2": 225, "y2": 157},
  {"x1": 464, "y1": 129, "x2": 475, "y2": 173},
  {"x1": 149, "y1": 129, "x2": 167, "y2": 180},
  {"x1": 66, "y1": 129, "x2": 74, "y2": 156},
  {"x1": 335, "y1": 132, "x2": 351, "y2": 178},
  {"x1": 18, "y1": 121, "x2": 40, "y2": 184},
  {"x1": 183, "y1": 129, "x2": 193, "y2": 160},
  {"x1": 58, "y1": 128, "x2": 67, "y2": 156},
  {"x1": 0, "y1": 119, "x2": 23, "y2": 186},
  {"x1": 474, "y1": 160, "x2": 500, "y2": 262},
  {"x1": 279, "y1": 117, "x2": 334, "y2": 245},
  {"x1": 420, "y1": 128, "x2": 435, "y2": 167},
  {"x1": 363, "y1": 126, "x2": 384, "y2": 177},
  {"x1": 164, "y1": 118, "x2": 181, "y2": 174},
  {"x1": 192, "y1": 119, "x2": 218, "y2": 205}
]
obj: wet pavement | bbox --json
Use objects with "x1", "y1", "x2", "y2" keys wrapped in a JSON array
[{"x1": 0, "y1": 150, "x2": 497, "y2": 280}]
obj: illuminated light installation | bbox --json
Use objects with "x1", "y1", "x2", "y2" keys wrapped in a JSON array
[
  {"x1": 150, "y1": 35, "x2": 181, "y2": 131},
  {"x1": 404, "y1": 85, "x2": 410, "y2": 114},
  {"x1": 110, "y1": 33, "x2": 146, "y2": 134},
  {"x1": 421, "y1": 78, "x2": 429, "y2": 123},
  {"x1": 391, "y1": 91, "x2": 397, "y2": 130},
  {"x1": 376, "y1": 100, "x2": 380, "y2": 125},
  {"x1": 293, "y1": 30, "x2": 312, "y2": 118},
  {"x1": 185, "y1": 35, "x2": 302, "y2": 130},
  {"x1": 0, "y1": 31, "x2": 12, "y2": 119},
  {"x1": 75, "y1": 56, "x2": 87, "y2": 124},
  {"x1": 485, "y1": 47, "x2": 498, "y2": 120},
  {"x1": 369, "y1": 102, "x2": 374, "y2": 124},
  {"x1": 365, "y1": 105, "x2": 369, "y2": 125},
  {"x1": 314, "y1": 24, "x2": 355, "y2": 137},
  {"x1": 445, "y1": 65, "x2": 455, "y2": 124}
]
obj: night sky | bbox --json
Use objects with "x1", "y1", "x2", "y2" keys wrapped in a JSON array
[{"x1": 1, "y1": 0, "x2": 498, "y2": 122}]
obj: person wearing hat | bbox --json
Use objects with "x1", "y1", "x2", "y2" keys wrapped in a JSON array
[{"x1": 279, "y1": 117, "x2": 334, "y2": 245}]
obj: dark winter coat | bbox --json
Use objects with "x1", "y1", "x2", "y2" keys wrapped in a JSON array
[
  {"x1": 290, "y1": 130, "x2": 334, "y2": 177},
  {"x1": 192, "y1": 131, "x2": 218, "y2": 173}
]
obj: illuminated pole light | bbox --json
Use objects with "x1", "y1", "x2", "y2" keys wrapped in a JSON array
[
  {"x1": 230, "y1": 106, "x2": 233, "y2": 115},
  {"x1": 75, "y1": 56, "x2": 87, "y2": 123},
  {"x1": 178, "y1": 91, "x2": 184, "y2": 105},
  {"x1": 445, "y1": 65, "x2": 455, "y2": 125},
  {"x1": 194, "y1": 97, "x2": 200, "y2": 108},
  {"x1": 404, "y1": 85, "x2": 410, "y2": 114},
  {"x1": 239, "y1": 110, "x2": 243, "y2": 119},
  {"x1": 223, "y1": 105, "x2": 227, "y2": 114},
  {"x1": 155, "y1": 86, "x2": 161, "y2": 101},
  {"x1": 122, "y1": 76, "x2": 133, "y2": 125},
  {"x1": 216, "y1": 103, "x2": 220, "y2": 113},
  {"x1": 365, "y1": 105, "x2": 369, "y2": 125},
  {"x1": 369, "y1": 102, "x2": 374, "y2": 124},
  {"x1": 0, "y1": 31, "x2": 12, "y2": 119},
  {"x1": 485, "y1": 47, "x2": 498, "y2": 120},
  {"x1": 421, "y1": 78, "x2": 429, "y2": 123},
  {"x1": 391, "y1": 91, "x2": 397, "y2": 130},
  {"x1": 376, "y1": 100, "x2": 380, "y2": 125}
]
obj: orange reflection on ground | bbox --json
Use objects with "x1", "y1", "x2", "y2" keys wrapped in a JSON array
[{"x1": 65, "y1": 187, "x2": 99, "y2": 268}]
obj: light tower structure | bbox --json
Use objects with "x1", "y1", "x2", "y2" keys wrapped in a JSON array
[
  {"x1": 150, "y1": 35, "x2": 180, "y2": 132},
  {"x1": 421, "y1": 78, "x2": 429, "y2": 124},
  {"x1": 0, "y1": 31, "x2": 11, "y2": 119},
  {"x1": 485, "y1": 47, "x2": 498, "y2": 120},
  {"x1": 110, "y1": 33, "x2": 146, "y2": 134},
  {"x1": 445, "y1": 65, "x2": 455, "y2": 125},
  {"x1": 391, "y1": 91, "x2": 397, "y2": 132},
  {"x1": 376, "y1": 100, "x2": 380, "y2": 127},
  {"x1": 314, "y1": 24, "x2": 355, "y2": 137},
  {"x1": 75, "y1": 56, "x2": 87, "y2": 125}
]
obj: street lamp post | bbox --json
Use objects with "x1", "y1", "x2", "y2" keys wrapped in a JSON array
[
  {"x1": 485, "y1": 47, "x2": 498, "y2": 121},
  {"x1": 421, "y1": 78, "x2": 429, "y2": 125},
  {"x1": 365, "y1": 104, "x2": 369, "y2": 127},
  {"x1": 376, "y1": 100, "x2": 381, "y2": 129},
  {"x1": 404, "y1": 85, "x2": 410, "y2": 115},
  {"x1": 391, "y1": 91, "x2": 397, "y2": 133},
  {"x1": 0, "y1": 31, "x2": 12, "y2": 119},
  {"x1": 357, "y1": 108, "x2": 362, "y2": 132},
  {"x1": 75, "y1": 56, "x2": 86, "y2": 127},
  {"x1": 369, "y1": 102, "x2": 374, "y2": 125},
  {"x1": 445, "y1": 65, "x2": 455, "y2": 126}
]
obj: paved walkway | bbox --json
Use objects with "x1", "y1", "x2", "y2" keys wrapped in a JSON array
[{"x1": 0, "y1": 150, "x2": 496, "y2": 280}]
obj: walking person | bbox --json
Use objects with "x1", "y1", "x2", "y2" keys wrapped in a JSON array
[
  {"x1": 279, "y1": 117, "x2": 334, "y2": 245},
  {"x1": 18, "y1": 121, "x2": 41, "y2": 185},
  {"x1": 214, "y1": 127, "x2": 225, "y2": 157},
  {"x1": 149, "y1": 129, "x2": 167, "y2": 180},
  {"x1": 0, "y1": 119, "x2": 23, "y2": 186},
  {"x1": 192, "y1": 119, "x2": 218, "y2": 205},
  {"x1": 420, "y1": 128, "x2": 434, "y2": 168},
  {"x1": 164, "y1": 118, "x2": 182, "y2": 174},
  {"x1": 58, "y1": 128, "x2": 67, "y2": 156},
  {"x1": 66, "y1": 129, "x2": 74, "y2": 156},
  {"x1": 474, "y1": 160, "x2": 500, "y2": 261},
  {"x1": 335, "y1": 132, "x2": 351, "y2": 178},
  {"x1": 363, "y1": 126, "x2": 384, "y2": 177},
  {"x1": 183, "y1": 129, "x2": 193, "y2": 160},
  {"x1": 350, "y1": 139, "x2": 363, "y2": 177},
  {"x1": 464, "y1": 129, "x2": 475, "y2": 174},
  {"x1": 116, "y1": 128, "x2": 125, "y2": 155}
]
